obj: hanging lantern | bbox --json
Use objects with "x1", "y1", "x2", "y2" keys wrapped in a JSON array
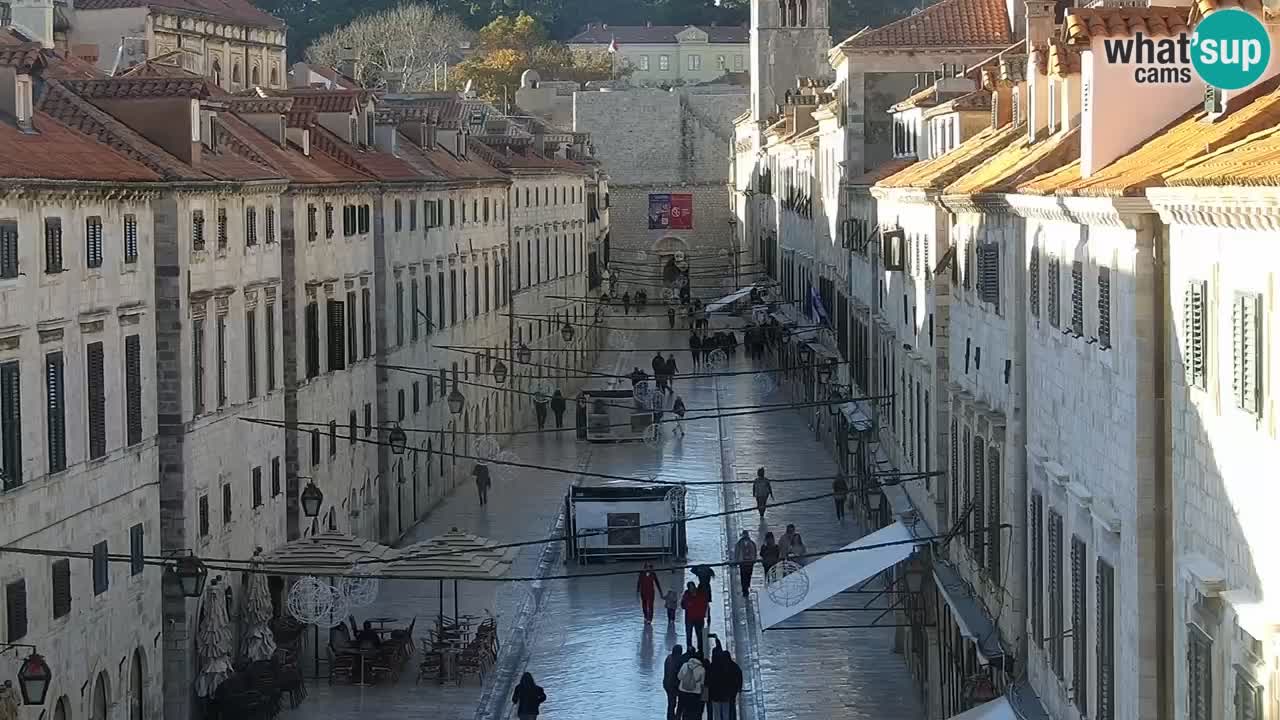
[
  {"x1": 300, "y1": 481, "x2": 324, "y2": 519},
  {"x1": 561, "y1": 322, "x2": 575, "y2": 342},
  {"x1": 516, "y1": 343, "x2": 533, "y2": 365},
  {"x1": 168, "y1": 553, "x2": 209, "y2": 598},
  {"x1": 388, "y1": 423, "x2": 408, "y2": 455},
  {"x1": 493, "y1": 360, "x2": 509, "y2": 385},
  {"x1": 816, "y1": 361, "x2": 833, "y2": 384},
  {"x1": 17, "y1": 652, "x2": 51, "y2": 706},
  {"x1": 447, "y1": 386, "x2": 466, "y2": 415}
]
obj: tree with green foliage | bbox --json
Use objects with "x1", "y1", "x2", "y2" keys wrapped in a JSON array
[{"x1": 455, "y1": 13, "x2": 625, "y2": 101}]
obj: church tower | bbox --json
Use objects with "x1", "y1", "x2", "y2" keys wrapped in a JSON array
[{"x1": 750, "y1": 0, "x2": 833, "y2": 123}]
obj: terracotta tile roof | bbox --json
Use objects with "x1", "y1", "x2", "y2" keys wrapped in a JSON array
[
  {"x1": 569, "y1": 24, "x2": 748, "y2": 45},
  {"x1": 222, "y1": 95, "x2": 294, "y2": 114},
  {"x1": 306, "y1": 124, "x2": 422, "y2": 182},
  {"x1": 1191, "y1": 0, "x2": 1264, "y2": 22},
  {"x1": 119, "y1": 57, "x2": 204, "y2": 79},
  {"x1": 0, "y1": 43, "x2": 45, "y2": 71},
  {"x1": 73, "y1": 0, "x2": 283, "y2": 28},
  {"x1": 382, "y1": 95, "x2": 463, "y2": 128},
  {"x1": 1063, "y1": 6, "x2": 1191, "y2": 47},
  {"x1": 291, "y1": 63, "x2": 359, "y2": 90},
  {"x1": 1048, "y1": 39, "x2": 1081, "y2": 77},
  {"x1": 1162, "y1": 124, "x2": 1280, "y2": 185},
  {"x1": 837, "y1": 0, "x2": 1011, "y2": 50},
  {"x1": 0, "y1": 111, "x2": 161, "y2": 181},
  {"x1": 890, "y1": 85, "x2": 942, "y2": 113},
  {"x1": 1019, "y1": 75, "x2": 1280, "y2": 195},
  {"x1": 215, "y1": 113, "x2": 370, "y2": 184},
  {"x1": 61, "y1": 77, "x2": 209, "y2": 99},
  {"x1": 1017, "y1": 158, "x2": 1080, "y2": 195},
  {"x1": 877, "y1": 122, "x2": 1023, "y2": 190},
  {"x1": 946, "y1": 126, "x2": 1080, "y2": 194},
  {"x1": 848, "y1": 157, "x2": 916, "y2": 186},
  {"x1": 923, "y1": 89, "x2": 992, "y2": 118},
  {"x1": 282, "y1": 89, "x2": 367, "y2": 114}
]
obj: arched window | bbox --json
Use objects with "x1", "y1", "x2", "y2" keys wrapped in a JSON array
[
  {"x1": 250, "y1": 65, "x2": 260, "y2": 85},
  {"x1": 799, "y1": 0, "x2": 808, "y2": 26},
  {"x1": 778, "y1": 0, "x2": 787, "y2": 25},
  {"x1": 210, "y1": 58, "x2": 222, "y2": 86},
  {"x1": 232, "y1": 63, "x2": 242, "y2": 84},
  {"x1": 788, "y1": 0, "x2": 798, "y2": 27},
  {"x1": 54, "y1": 697, "x2": 69, "y2": 720},
  {"x1": 270, "y1": 66, "x2": 280, "y2": 86},
  {"x1": 91, "y1": 672, "x2": 109, "y2": 720},
  {"x1": 130, "y1": 650, "x2": 145, "y2": 720}
]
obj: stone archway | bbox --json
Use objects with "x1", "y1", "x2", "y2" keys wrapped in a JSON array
[
  {"x1": 90, "y1": 672, "x2": 109, "y2": 720},
  {"x1": 129, "y1": 649, "x2": 145, "y2": 720},
  {"x1": 54, "y1": 696, "x2": 70, "y2": 720}
]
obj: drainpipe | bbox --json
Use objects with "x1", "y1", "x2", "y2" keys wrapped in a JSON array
[{"x1": 1153, "y1": 220, "x2": 1175, "y2": 720}]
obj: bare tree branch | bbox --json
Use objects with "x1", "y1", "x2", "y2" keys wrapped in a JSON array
[{"x1": 305, "y1": 2, "x2": 471, "y2": 91}]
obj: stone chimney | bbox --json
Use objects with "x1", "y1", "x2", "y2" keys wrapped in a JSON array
[
  {"x1": 9, "y1": 0, "x2": 55, "y2": 49},
  {"x1": 337, "y1": 47, "x2": 359, "y2": 84},
  {"x1": 1026, "y1": 0, "x2": 1054, "y2": 141}
]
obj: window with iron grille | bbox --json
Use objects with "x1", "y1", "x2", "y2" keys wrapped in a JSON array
[
  {"x1": 265, "y1": 304, "x2": 276, "y2": 392},
  {"x1": 129, "y1": 523, "x2": 144, "y2": 575},
  {"x1": 86, "y1": 341, "x2": 106, "y2": 459},
  {"x1": 92, "y1": 540, "x2": 109, "y2": 595},
  {"x1": 1188, "y1": 625, "x2": 1213, "y2": 720},
  {"x1": 310, "y1": 429, "x2": 320, "y2": 466},
  {"x1": 325, "y1": 204, "x2": 335, "y2": 238},
  {"x1": 305, "y1": 302, "x2": 320, "y2": 379},
  {"x1": 987, "y1": 447, "x2": 1001, "y2": 574},
  {"x1": 51, "y1": 559, "x2": 70, "y2": 618},
  {"x1": 216, "y1": 314, "x2": 227, "y2": 406},
  {"x1": 245, "y1": 206, "x2": 257, "y2": 246},
  {"x1": 85, "y1": 215, "x2": 104, "y2": 268},
  {"x1": 222, "y1": 483, "x2": 232, "y2": 524},
  {"x1": 252, "y1": 466, "x2": 263, "y2": 508},
  {"x1": 327, "y1": 299, "x2": 346, "y2": 372},
  {"x1": 307, "y1": 204, "x2": 317, "y2": 241},
  {"x1": 1031, "y1": 492, "x2": 1044, "y2": 648},
  {"x1": 1235, "y1": 671, "x2": 1262, "y2": 720},
  {"x1": 328, "y1": 420, "x2": 336, "y2": 457},
  {"x1": 1048, "y1": 510, "x2": 1065, "y2": 676},
  {"x1": 265, "y1": 205, "x2": 275, "y2": 243},
  {"x1": 1071, "y1": 536, "x2": 1088, "y2": 714},
  {"x1": 1070, "y1": 260, "x2": 1084, "y2": 336},
  {"x1": 1097, "y1": 558, "x2": 1115, "y2": 720},
  {"x1": 972, "y1": 438, "x2": 985, "y2": 565},
  {"x1": 46, "y1": 351, "x2": 65, "y2": 473},
  {"x1": 216, "y1": 208, "x2": 228, "y2": 251},
  {"x1": 1096, "y1": 265, "x2": 1112, "y2": 349},
  {"x1": 5, "y1": 579, "x2": 26, "y2": 641},
  {"x1": 193, "y1": 318, "x2": 205, "y2": 414},
  {"x1": 192, "y1": 210, "x2": 205, "y2": 251},
  {"x1": 1232, "y1": 292, "x2": 1263, "y2": 415},
  {"x1": 123, "y1": 213, "x2": 138, "y2": 263},
  {"x1": 362, "y1": 288, "x2": 372, "y2": 358},
  {"x1": 1184, "y1": 280, "x2": 1208, "y2": 388},
  {"x1": 1047, "y1": 257, "x2": 1060, "y2": 328},
  {"x1": 45, "y1": 217, "x2": 63, "y2": 272},
  {"x1": 396, "y1": 281, "x2": 405, "y2": 346},
  {"x1": 198, "y1": 495, "x2": 209, "y2": 536}
]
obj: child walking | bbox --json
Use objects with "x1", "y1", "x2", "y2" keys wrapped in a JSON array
[{"x1": 664, "y1": 589, "x2": 679, "y2": 624}]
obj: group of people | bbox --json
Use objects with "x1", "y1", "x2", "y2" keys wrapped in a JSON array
[
  {"x1": 741, "y1": 321, "x2": 784, "y2": 364},
  {"x1": 732, "y1": 525, "x2": 808, "y2": 593},
  {"x1": 533, "y1": 389, "x2": 569, "y2": 430},
  {"x1": 619, "y1": 290, "x2": 650, "y2": 313},
  {"x1": 688, "y1": 331, "x2": 738, "y2": 368},
  {"x1": 651, "y1": 351, "x2": 679, "y2": 390},
  {"x1": 665, "y1": 639, "x2": 743, "y2": 720}
]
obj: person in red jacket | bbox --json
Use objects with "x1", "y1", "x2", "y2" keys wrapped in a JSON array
[
  {"x1": 681, "y1": 581, "x2": 709, "y2": 654},
  {"x1": 637, "y1": 563, "x2": 664, "y2": 623}
]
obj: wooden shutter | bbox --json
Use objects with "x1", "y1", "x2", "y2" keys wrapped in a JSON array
[
  {"x1": 216, "y1": 208, "x2": 227, "y2": 249},
  {"x1": 1071, "y1": 536, "x2": 1088, "y2": 714},
  {"x1": 1032, "y1": 493, "x2": 1044, "y2": 647},
  {"x1": 86, "y1": 216, "x2": 103, "y2": 268},
  {"x1": 0, "y1": 221, "x2": 19, "y2": 278},
  {"x1": 307, "y1": 204, "x2": 318, "y2": 241},
  {"x1": 125, "y1": 335, "x2": 142, "y2": 446},
  {"x1": 51, "y1": 559, "x2": 71, "y2": 618},
  {"x1": 5, "y1": 579, "x2": 26, "y2": 642},
  {"x1": 245, "y1": 309, "x2": 258, "y2": 400},
  {"x1": 124, "y1": 214, "x2": 138, "y2": 263},
  {"x1": 1071, "y1": 260, "x2": 1084, "y2": 336},
  {"x1": 46, "y1": 351, "x2": 65, "y2": 473},
  {"x1": 1030, "y1": 246, "x2": 1041, "y2": 317},
  {"x1": 192, "y1": 318, "x2": 205, "y2": 413},
  {"x1": 223, "y1": 483, "x2": 232, "y2": 523},
  {"x1": 394, "y1": 199, "x2": 403, "y2": 231},
  {"x1": 361, "y1": 289, "x2": 372, "y2": 358},
  {"x1": 328, "y1": 420, "x2": 336, "y2": 456},
  {"x1": 191, "y1": 210, "x2": 205, "y2": 251},
  {"x1": 130, "y1": 523, "x2": 144, "y2": 575},
  {"x1": 949, "y1": 418, "x2": 959, "y2": 527},
  {"x1": 1048, "y1": 257, "x2": 1060, "y2": 328},
  {"x1": 265, "y1": 205, "x2": 275, "y2": 243},
  {"x1": 1184, "y1": 281, "x2": 1207, "y2": 388},
  {"x1": 346, "y1": 291, "x2": 358, "y2": 363},
  {"x1": 245, "y1": 206, "x2": 257, "y2": 246},
  {"x1": 86, "y1": 342, "x2": 105, "y2": 459},
  {"x1": 45, "y1": 217, "x2": 63, "y2": 272},
  {"x1": 411, "y1": 278, "x2": 420, "y2": 343},
  {"x1": 961, "y1": 427, "x2": 971, "y2": 538},
  {"x1": 1097, "y1": 558, "x2": 1115, "y2": 720},
  {"x1": 305, "y1": 302, "x2": 320, "y2": 378},
  {"x1": 1098, "y1": 266, "x2": 1112, "y2": 349},
  {"x1": 987, "y1": 447, "x2": 1001, "y2": 573},
  {"x1": 216, "y1": 314, "x2": 227, "y2": 406},
  {"x1": 971, "y1": 437, "x2": 985, "y2": 564},
  {"x1": 0, "y1": 362, "x2": 20, "y2": 489},
  {"x1": 198, "y1": 495, "x2": 209, "y2": 536},
  {"x1": 363, "y1": 403, "x2": 372, "y2": 435},
  {"x1": 252, "y1": 466, "x2": 262, "y2": 507},
  {"x1": 1233, "y1": 293, "x2": 1262, "y2": 414},
  {"x1": 396, "y1": 282, "x2": 405, "y2": 346},
  {"x1": 1049, "y1": 510, "x2": 1064, "y2": 675},
  {"x1": 1235, "y1": 673, "x2": 1262, "y2": 720},
  {"x1": 265, "y1": 305, "x2": 276, "y2": 391},
  {"x1": 326, "y1": 299, "x2": 346, "y2": 372},
  {"x1": 92, "y1": 540, "x2": 108, "y2": 595}
]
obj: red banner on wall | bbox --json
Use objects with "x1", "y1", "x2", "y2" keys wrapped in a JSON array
[{"x1": 648, "y1": 193, "x2": 694, "y2": 230}]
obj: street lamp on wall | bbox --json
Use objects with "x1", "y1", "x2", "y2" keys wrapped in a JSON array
[
  {"x1": 300, "y1": 480, "x2": 324, "y2": 519},
  {"x1": 560, "y1": 321, "x2": 575, "y2": 342},
  {"x1": 166, "y1": 551, "x2": 209, "y2": 598},
  {"x1": 387, "y1": 423, "x2": 408, "y2": 455},
  {"x1": 816, "y1": 361, "x2": 833, "y2": 385},
  {"x1": 447, "y1": 368, "x2": 465, "y2": 416},
  {"x1": 493, "y1": 360, "x2": 509, "y2": 385},
  {"x1": 0, "y1": 647, "x2": 52, "y2": 706},
  {"x1": 516, "y1": 342, "x2": 533, "y2": 365}
]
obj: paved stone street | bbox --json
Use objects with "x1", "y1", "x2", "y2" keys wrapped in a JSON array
[{"x1": 288, "y1": 311, "x2": 924, "y2": 720}]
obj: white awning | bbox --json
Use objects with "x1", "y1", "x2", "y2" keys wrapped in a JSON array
[
  {"x1": 706, "y1": 286, "x2": 754, "y2": 313},
  {"x1": 946, "y1": 698, "x2": 1013, "y2": 720},
  {"x1": 759, "y1": 521, "x2": 918, "y2": 628}
]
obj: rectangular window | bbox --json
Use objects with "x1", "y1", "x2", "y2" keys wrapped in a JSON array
[
  {"x1": 978, "y1": 243, "x2": 999, "y2": 305},
  {"x1": 394, "y1": 199, "x2": 403, "y2": 232},
  {"x1": 436, "y1": 272, "x2": 445, "y2": 331},
  {"x1": 325, "y1": 203, "x2": 335, "y2": 238},
  {"x1": 1184, "y1": 280, "x2": 1208, "y2": 389},
  {"x1": 1189, "y1": 625, "x2": 1213, "y2": 720},
  {"x1": 129, "y1": 523, "x2": 144, "y2": 575},
  {"x1": 638, "y1": 55, "x2": 650, "y2": 71},
  {"x1": 450, "y1": 270, "x2": 458, "y2": 325},
  {"x1": 409, "y1": 199, "x2": 417, "y2": 231},
  {"x1": 449, "y1": 199, "x2": 455, "y2": 226},
  {"x1": 85, "y1": 215, "x2": 103, "y2": 268},
  {"x1": 245, "y1": 206, "x2": 257, "y2": 246},
  {"x1": 51, "y1": 560, "x2": 70, "y2": 618},
  {"x1": 348, "y1": 411, "x2": 356, "y2": 446},
  {"x1": 1070, "y1": 260, "x2": 1084, "y2": 336},
  {"x1": 364, "y1": 403, "x2": 372, "y2": 436},
  {"x1": 328, "y1": 419, "x2": 337, "y2": 457},
  {"x1": 5, "y1": 579, "x2": 26, "y2": 642},
  {"x1": 361, "y1": 288, "x2": 372, "y2": 358},
  {"x1": 45, "y1": 351, "x2": 65, "y2": 473},
  {"x1": 472, "y1": 267, "x2": 479, "y2": 316},
  {"x1": 45, "y1": 217, "x2": 63, "y2": 272},
  {"x1": 396, "y1": 281, "x2": 405, "y2": 346},
  {"x1": 1031, "y1": 492, "x2": 1044, "y2": 648},
  {"x1": 734, "y1": 55, "x2": 744, "y2": 70},
  {"x1": 411, "y1": 278, "x2": 420, "y2": 342},
  {"x1": 265, "y1": 304, "x2": 276, "y2": 392},
  {"x1": 1047, "y1": 257, "x2": 1061, "y2": 328},
  {"x1": 1232, "y1": 292, "x2": 1263, "y2": 415},
  {"x1": 0, "y1": 220, "x2": 18, "y2": 278},
  {"x1": 398, "y1": 389, "x2": 405, "y2": 421},
  {"x1": 1071, "y1": 536, "x2": 1088, "y2": 715},
  {"x1": 86, "y1": 341, "x2": 106, "y2": 460},
  {"x1": 252, "y1": 466, "x2": 263, "y2": 508},
  {"x1": 271, "y1": 457, "x2": 281, "y2": 497},
  {"x1": 309, "y1": 429, "x2": 320, "y2": 466},
  {"x1": 123, "y1": 213, "x2": 138, "y2": 264},
  {"x1": 483, "y1": 197, "x2": 490, "y2": 223},
  {"x1": 92, "y1": 540, "x2": 108, "y2": 595},
  {"x1": 245, "y1": 308, "x2": 258, "y2": 399},
  {"x1": 222, "y1": 483, "x2": 232, "y2": 524},
  {"x1": 327, "y1": 299, "x2": 346, "y2": 372},
  {"x1": 216, "y1": 314, "x2": 227, "y2": 406},
  {"x1": 0, "y1": 362, "x2": 19, "y2": 489},
  {"x1": 192, "y1": 318, "x2": 205, "y2": 414},
  {"x1": 659, "y1": 55, "x2": 670, "y2": 71},
  {"x1": 192, "y1": 210, "x2": 205, "y2": 251},
  {"x1": 346, "y1": 291, "x2": 358, "y2": 363},
  {"x1": 1048, "y1": 509, "x2": 1065, "y2": 676},
  {"x1": 412, "y1": 381, "x2": 420, "y2": 413},
  {"x1": 198, "y1": 495, "x2": 209, "y2": 536},
  {"x1": 424, "y1": 275, "x2": 433, "y2": 335},
  {"x1": 1097, "y1": 558, "x2": 1115, "y2": 720},
  {"x1": 358, "y1": 205, "x2": 371, "y2": 234},
  {"x1": 305, "y1": 302, "x2": 320, "y2": 378},
  {"x1": 216, "y1": 208, "x2": 228, "y2": 251},
  {"x1": 1098, "y1": 266, "x2": 1112, "y2": 349},
  {"x1": 265, "y1": 205, "x2": 275, "y2": 243},
  {"x1": 307, "y1": 204, "x2": 317, "y2": 241}
]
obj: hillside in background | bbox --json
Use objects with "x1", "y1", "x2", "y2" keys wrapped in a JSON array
[{"x1": 266, "y1": 0, "x2": 925, "y2": 63}]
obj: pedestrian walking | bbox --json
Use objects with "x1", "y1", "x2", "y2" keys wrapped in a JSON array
[
  {"x1": 473, "y1": 464, "x2": 491, "y2": 506},
  {"x1": 664, "y1": 645, "x2": 685, "y2": 720},
  {"x1": 668, "y1": 307, "x2": 677, "y2": 328},
  {"x1": 778, "y1": 523, "x2": 798, "y2": 560},
  {"x1": 664, "y1": 589, "x2": 679, "y2": 624},
  {"x1": 788, "y1": 532, "x2": 808, "y2": 564},
  {"x1": 653, "y1": 352, "x2": 668, "y2": 390},
  {"x1": 706, "y1": 644, "x2": 743, "y2": 720},
  {"x1": 752, "y1": 467, "x2": 773, "y2": 518},
  {"x1": 622, "y1": 291, "x2": 632, "y2": 314},
  {"x1": 677, "y1": 651, "x2": 707, "y2": 720},
  {"x1": 673, "y1": 396, "x2": 687, "y2": 436},
  {"x1": 665, "y1": 354, "x2": 679, "y2": 389},
  {"x1": 832, "y1": 475, "x2": 849, "y2": 520},
  {"x1": 760, "y1": 531, "x2": 781, "y2": 578},
  {"x1": 689, "y1": 334, "x2": 702, "y2": 369},
  {"x1": 727, "y1": 331, "x2": 738, "y2": 357},
  {"x1": 637, "y1": 563, "x2": 663, "y2": 624},
  {"x1": 630, "y1": 367, "x2": 647, "y2": 386},
  {"x1": 691, "y1": 564, "x2": 715, "y2": 624},
  {"x1": 550, "y1": 390, "x2": 567, "y2": 428},
  {"x1": 511, "y1": 672, "x2": 547, "y2": 719},
  {"x1": 734, "y1": 530, "x2": 757, "y2": 598},
  {"x1": 534, "y1": 400, "x2": 548, "y2": 430},
  {"x1": 680, "y1": 582, "x2": 708, "y2": 654}
]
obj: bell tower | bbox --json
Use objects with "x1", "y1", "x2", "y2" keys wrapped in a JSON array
[{"x1": 750, "y1": 0, "x2": 832, "y2": 123}]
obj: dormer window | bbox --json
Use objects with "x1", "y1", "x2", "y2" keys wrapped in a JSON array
[
  {"x1": 349, "y1": 116, "x2": 358, "y2": 144},
  {"x1": 365, "y1": 114, "x2": 374, "y2": 147},
  {"x1": 14, "y1": 75, "x2": 32, "y2": 130},
  {"x1": 210, "y1": 59, "x2": 222, "y2": 87}
]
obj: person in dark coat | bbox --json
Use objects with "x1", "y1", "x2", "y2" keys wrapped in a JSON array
[
  {"x1": 663, "y1": 645, "x2": 685, "y2": 720},
  {"x1": 727, "y1": 331, "x2": 738, "y2": 357},
  {"x1": 511, "y1": 672, "x2": 547, "y2": 719},
  {"x1": 534, "y1": 399, "x2": 548, "y2": 430},
  {"x1": 706, "y1": 645, "x2": 744, "y2": 720},
  {"x1": 637, "y1": 563, "x2": 663, "y2": 623},
  {"x1": 665, "y1": 354, "x2": 679, "y2": 389},
  {"x1": 668, "y1": 307, "x2": 677, "y2": 328},
  {"x1": 759, "y1": 532, "x2": 781, "y2": 577},
  {"x1": 689, "y1": 334, "x2": 702, "y2": 369},
  {"x1": 832, "y1": 475, "x2": 849, "y2": 520},
  {"x1": 652, "y1": 352, "x2": 668, "y2": 390},
  {"x1": 622, "y1": 291, "x2": 632, "y2": 314},
  {"x1": 549, "y1": 390, "x2": 567, "y2": 428},
  {"x1": 672, "y1": 396, "x2": 687, "y2": 436},
  {"x1": 473, "y1": 464, "x2": 491, "y2": 506}
]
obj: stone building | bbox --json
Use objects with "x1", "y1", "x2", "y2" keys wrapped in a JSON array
[{"x1": 568, "y1": 23, "x2": 748, "y2": 87}]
